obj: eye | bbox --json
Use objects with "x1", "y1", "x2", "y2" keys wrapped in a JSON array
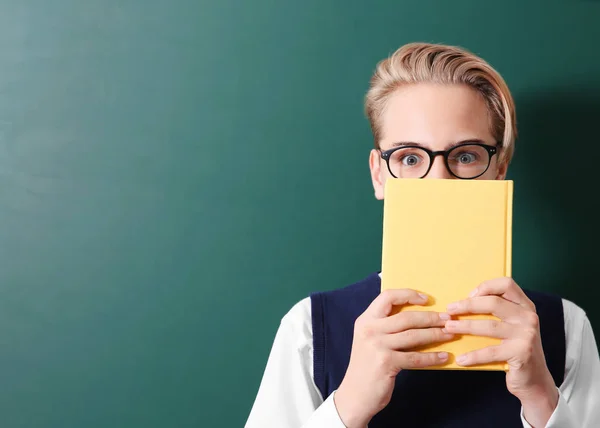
[
  {"x1": 454, "y1": 152, "x2": 478, "y2": 164},
  {"x1": 400, "y1": 154, "x2": 423, "y2": 166}
]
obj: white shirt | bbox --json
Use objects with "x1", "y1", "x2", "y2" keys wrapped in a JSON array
[{"x1": 245, "y1": 292, "x2": 600, "y2": 427}]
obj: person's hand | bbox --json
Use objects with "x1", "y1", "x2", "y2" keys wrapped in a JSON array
[
  {"x1": 443, "y1": 277, "x2": 559, "y2": 427},
  {"x1": 334, "y1": 289, "x2": 454, "y2": 428}
]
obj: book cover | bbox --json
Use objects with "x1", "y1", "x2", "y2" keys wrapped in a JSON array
[{"x1": 381, "y1": 179, "x2": 513, "y2": 371}]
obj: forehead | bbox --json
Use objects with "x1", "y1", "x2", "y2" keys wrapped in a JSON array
[{"x1": 379, "y1": 83, "x2": 493, "y2": 149}]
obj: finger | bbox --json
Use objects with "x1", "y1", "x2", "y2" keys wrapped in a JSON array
[
  {"x1": 470, "y1": 277, "x2": 535, "y2": 311},
  {"x1": 455, "y1": 344, "x2": 511, "y2": 367},
  {"x1": 443, "y1": 319, "x2": 517, "y2": 339},
  {"x1": 395, "y1": 351, "x2": 450, "y2": 369},
  {"x1": 367, "y1": 289, "x2": 429, "y2": 318},
  {"x1": 385, "y1": 327, "x2": 455, "y2": 350},
  {"x1": 446, "y1": 296, "x2": 525, "y2": 322},
  {"x1": 379, "y1": 311, "x2": 450, "y2": 334}
]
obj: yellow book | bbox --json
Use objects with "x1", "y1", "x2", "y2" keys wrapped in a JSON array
[{"x1": 381, "y1": 179, "x2": 513, "y2": 371}]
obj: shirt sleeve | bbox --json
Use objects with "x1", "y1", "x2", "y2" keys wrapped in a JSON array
[
  {"x1": 245, "y1": 298, "x2": 347, "y2": 428},
  {"x1": 520, "y1": 299, "x2": 600, "y2": 428}
]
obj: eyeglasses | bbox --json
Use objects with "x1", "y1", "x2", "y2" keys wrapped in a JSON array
[{"x1": 380, "y1": 142, "x2": 498, "y2": 179}]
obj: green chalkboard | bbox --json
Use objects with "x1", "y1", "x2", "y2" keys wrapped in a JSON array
[{"x1": 0, "y1": 1, "x2": 598, "y2": 427}]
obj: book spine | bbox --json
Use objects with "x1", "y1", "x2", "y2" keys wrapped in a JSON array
[
  {"x1": 505, "y1": 181, "x2": 513, "y2": 278},
  {"x1": 504, "y1": 180, "x2": 514, "y2": 372}
]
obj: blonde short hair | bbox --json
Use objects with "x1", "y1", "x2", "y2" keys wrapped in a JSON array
[{"x1": 365, "y1": 43, "x2": 516, "y2": 164}]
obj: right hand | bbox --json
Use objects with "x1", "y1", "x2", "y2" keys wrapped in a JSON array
[{"x1": 334, "y1": 289, "x2": 454, "y2": 427}]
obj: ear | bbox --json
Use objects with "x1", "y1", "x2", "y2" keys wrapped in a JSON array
[
  {"x1": 369, "y1": 149, "x2": 385, "y2": 200},
  {"x1": 495, "y1": 160, "x2": 508, "y2": 180}
]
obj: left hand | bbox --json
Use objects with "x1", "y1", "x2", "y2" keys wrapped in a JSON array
[{"x1": 443, "y1": 277, "x2": 559, "y2": 425}]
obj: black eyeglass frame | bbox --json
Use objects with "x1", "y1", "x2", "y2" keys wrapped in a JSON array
[{"x1": 379, "y1": 142, "x2": 499, "y2": 180}]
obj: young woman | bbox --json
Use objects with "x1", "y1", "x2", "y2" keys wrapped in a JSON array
[{"x1": 245, "y1": 43, "x2": 600, "y2": 428}]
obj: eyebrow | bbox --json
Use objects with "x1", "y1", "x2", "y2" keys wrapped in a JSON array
[{"x1": 390, "y1": 139, "x2": 488, "y2": 149}]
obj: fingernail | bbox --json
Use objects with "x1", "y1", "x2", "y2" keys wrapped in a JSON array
[
  {"x1": 456, "y1": 355, "x2": 467, "y2": 365},
  {"x1": 445, "y1": 320, "x2": 459, "y2": 328},
  {"x1": 447, "y1": 302, "x2": 458, "y2": 311},
  {"x1": 469, "y1": 288, "x2": 479, "y2": 298},
  {"x1": 438, "y1": 352, "x2": 449, "y2": 361},
  {"x1": 439, "y1": 313, "x2": 451, "y2": 320},
  {"x1": 441, "y1": 328, "x2": 450, "y2": 334},
  {"x1": 418, "y1": 293, "x2": 428, "y2": 301}
]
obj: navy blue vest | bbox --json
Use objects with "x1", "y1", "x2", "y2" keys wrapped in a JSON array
[{"x1": 310, "y1": 272, "x2": 566, "y2": 427}]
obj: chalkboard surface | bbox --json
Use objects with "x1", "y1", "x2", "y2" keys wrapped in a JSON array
[{"x1": 0, "y1": 1, "x2": 598, "y2": 426}]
